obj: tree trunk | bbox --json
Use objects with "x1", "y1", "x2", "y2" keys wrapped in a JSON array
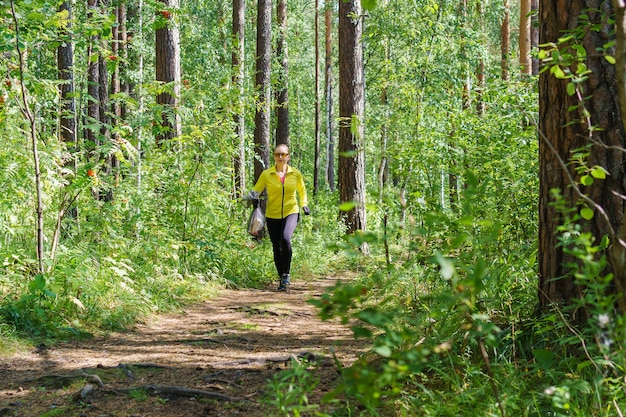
[
  {"x1": 276, "y1": 0, "x2": 290, "y2": 147},
  {"x1": 378, "y1": 41, "x2": 389, "y2": 204},
  {"x1": 314, "y1": 0, "x2": 321, "y2": 195},
  {"x1": 324, "y1": 2, "x2": 335, "y2": 192},
  {"x1": 155, "y1": 0, "x2": 181, "y2": 145},
  {"x1": 476, "y1": 1, "x2": 485, "y2": 116},
  {"x1": 610, "y1": 0, "x2": 626, "y2": 314},
  {"x1": 338, "y1": 0, "x2": 367, "y2": 243},
  {"x1": 58, "y1": 1, "x2": 76, "y2": 160},
  {"x1": 519, "y1": 0, "x2": 531, "y2": 76},
  {"x1": 538, "y1": 1, "x2": 626, "y2": 315},
  {"x1": 500, "y1": 0, "x2": 510, "y2": 80},
  {"x1": 254, "y1": 0, "x2": 271, "y2": 180},
  {"x1": 232, "y1": 0, "x2": 246, "y2": 196},
  {"x1": 86, "y1": 0, "x2": 100, "y2": 155},
  {"x1": 531, "y1": 0, "x2": 539, "y2": 75},
  {"x1": 119, "y1": 3, "x2": 129, "y2": 119}
]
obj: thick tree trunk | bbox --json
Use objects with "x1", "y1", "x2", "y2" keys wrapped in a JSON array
[
  {"x1": 232, "y1": 0, "x2": 246, "y2": 195},
  {"x1": 324, "y1": 3, "x2": 335, "y2": 192},
  {"x1": 338, "y1": 0, "x2": 367, "y2": 241},
  {"x1": 254, "y1": 0, "x2": 271, "y2": 180},
  {"x1": 538, "y1": 1, "x2": 626, "y2": 314},
  {"x1": 276, "y1": 0, "x2": 290, "y2": 147},
  {"x1": 155, "y1": 0, "x2": 181, "y2": 144}
]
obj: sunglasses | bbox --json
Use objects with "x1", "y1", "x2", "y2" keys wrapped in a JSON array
[{"x1": 274, "y1": 152, "x2": 289, "y2": 157}]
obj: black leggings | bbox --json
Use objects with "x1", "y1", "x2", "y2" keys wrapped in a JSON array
[{"x1": 266, "y1": 213, "x2": 299, "y2": 277}]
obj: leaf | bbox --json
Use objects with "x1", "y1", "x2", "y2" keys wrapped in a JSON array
[
  {"x1": 580, "y1": 175, "x2": 593, "y2": 186},
  {"x1": 374, "y1": 345, "x2": 392, "y2": 358},
  {"x1": 532, "y1": 348, "x2": 554, "y2": 366},
  {"x1": 551, "y1": 65, "x2": 566, "y2": 79},
  {"x1": 361, "y1": 0, "x2": 377, "y2": 11},
  {"x1": 70, "y1": 296, "x2": 86, "y2": 311},
  {"x1": 590, "y1": 165, "x2": 607, "y2": 179},
  {"x1": 339, "y1": 201, "x2": 357, "y2": 211},
  {"x1": 566, "y1": 82, "x2": 576, "y2": 96},
  {"x1": 352, "y1": 326, "x2": 373, "y2": 338},
  {"x1": 580, "y1": 207, "x2": 594, "y2": 220},
  {"x1": 435, "y1": 252, "x2": 455, "y2": 281},
  {"x1": 338, "y1": 150, "x2": 357, "y2": 158},
  {"x1": 30, "y1": 274, "x2": 46, "y2": 292},
  {"x1": 605, "y1": 55, "x2": 616, "y2": 64}
]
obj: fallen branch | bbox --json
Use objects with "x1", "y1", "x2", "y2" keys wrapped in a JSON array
[
  {"x1": 109, "y1": 384, "x2": 238, "y2": 401},
  {"x1": 211, "y1": 351, "x2": 326, "y2": 367}
]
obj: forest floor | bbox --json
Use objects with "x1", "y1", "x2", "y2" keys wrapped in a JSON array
[{"x1": 0, "y1": 274, "x2": 367, "y2": 417}]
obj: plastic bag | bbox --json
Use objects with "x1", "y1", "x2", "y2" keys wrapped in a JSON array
[{"x1": 247, "y1": 203, "x2": 265, "y2": 236}]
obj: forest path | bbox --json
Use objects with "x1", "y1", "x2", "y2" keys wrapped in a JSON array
[{"x1": 0, "y1": 275, "x2": 365, "y2": 417}]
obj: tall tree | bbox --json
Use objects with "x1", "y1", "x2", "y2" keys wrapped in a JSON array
[
  {"x1": 232, "y1": 0, "x2": 246, "y2": 195},
  {"x1": 254, "y1": 0, "x2": 271, "y2": 180},
  {"x1": 538, "y1": 1, "x2": 626, "y2": 316},
  {"x1": 610, "y1": 0, "x2": 626, "y2": 313},
  {"x1": 338, "y1": 0, "x2": 367, "y2": 242},
  {"x1": 58, "y1": 0, "x2": 76, "y2": 162},
  {"x1": 86, "y1": 0, "x2": 100, "y2": 154},
  {"x1": 519, "y1": 0, "x2": 531, "y2": 76},
  {"x1": 313, "y1": 0, "x2": 321, "y2": 195},
  {"x1": 500, "y1": 0, "x2": 510, "y2": 80},
  {"x1": 155, "y1": 0, "x2": 181, "y2": 144},
  {"x1": 324, "y1": 2, "x2": 335, "y2": 192},
  {"x1": 275, "y1": 0, "x2": 289, "y2": 146},
  {"x1": 531, "y1": 0, "x2": 539, "y2": 75}
]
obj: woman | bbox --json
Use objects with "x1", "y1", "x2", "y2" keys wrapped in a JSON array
[{"x1": 246, "y1": 144, "x2": 309, "y2": 291}]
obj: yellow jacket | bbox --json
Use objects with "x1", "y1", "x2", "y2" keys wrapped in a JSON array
[{"x1": 253, "y1": 165, "x2": 308, "y2": 219}]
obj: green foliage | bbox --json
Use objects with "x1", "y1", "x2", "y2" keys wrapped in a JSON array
[{"x1": 261, "y1": 358, "x2": 321, "y2": 416}]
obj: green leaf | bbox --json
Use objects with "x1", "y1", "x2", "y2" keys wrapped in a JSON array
[
  {"x1": 580, "y1": 207, "x2": 594, "y2": 220},
  {"x1": 435, "y1": 252, "x2": 455, "y2": 281},
  {"x1": 339, "y1": 201, "x2": 357, "y2": 211},
  {"x1": 605, "y1": 55, "x2": 616, "y2": 64},
  {"x1": 374, "y1": 345, "x2": 392, "y2": 358},
  {"x1": 590, "y1": 165, "x2": 607, "y2": 179},
  {"x1": 30, "y1": 274, "x2": 46, "y2": 292},
  {"x1": 580, "y1": 175, "x2": 593, "y2": 186},
  {"x1": 532, "y1": 348, "x2": 554, "y2": 366},
  {"x1": 352, "y1": 326, "x2": 373, "y2": 338},
  {"x1": 566, "y1": 82, "x2": 576, "y2": 96},
  {"x1": 551, "y1": 65, "x2": 566, "y2": 79},
  {"x1": 361, "y1": 0, "x2": 377, "y2": 11}
]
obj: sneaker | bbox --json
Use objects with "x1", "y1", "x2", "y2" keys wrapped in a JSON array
[{"x1": 278, "y1": 274, "x2": 290, "y2": 291}]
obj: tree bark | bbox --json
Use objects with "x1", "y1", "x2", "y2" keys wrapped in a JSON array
[
  {"x1": 86, "y1": 0, "x2": 100, "y2": 154},
  {"x1": 519, "y1": 0, "x2": 531, "y2": 76},
  {"x1": 276, "y1": 0, "x2": 290, "y2": 147},
  {"x1": 531, "y1": 0, "x2": 539, "y2": 75},
  {"x1": 155, "y1": 0, "x2": 181, "y2": 145},
  {"x1": 501, "y1": 0, "x2": 510, "y2": 80},
  {"x1": 314, "y1": 0, "x2": 321, "y2": 195},
  {"x1": 58, "y1": 1, "x2": 76, "y2": 152},
  {"x1": 254, "y1": 0, "x2": 271, "y2": 180},
  {"x1": 538, "y1": 1, "x2": 626, "y2": 315},
  {"x1": 338, "y1": 0, "x2": 367, "y2": 243},
  {"x1": 232, "y1": 0, "x2": 246, "y2": 196},
  {"x1": 324, "y1": 2, "x2": 335, "y2": 192}
]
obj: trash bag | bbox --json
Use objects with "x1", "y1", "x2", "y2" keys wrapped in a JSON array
[{"x1": 247, "y1": 201, "x2": 265, "y2": 236}]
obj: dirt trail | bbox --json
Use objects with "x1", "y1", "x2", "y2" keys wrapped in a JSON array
[{"x1": 0, "y1": 275, "x2": 365, "y2": 417}]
